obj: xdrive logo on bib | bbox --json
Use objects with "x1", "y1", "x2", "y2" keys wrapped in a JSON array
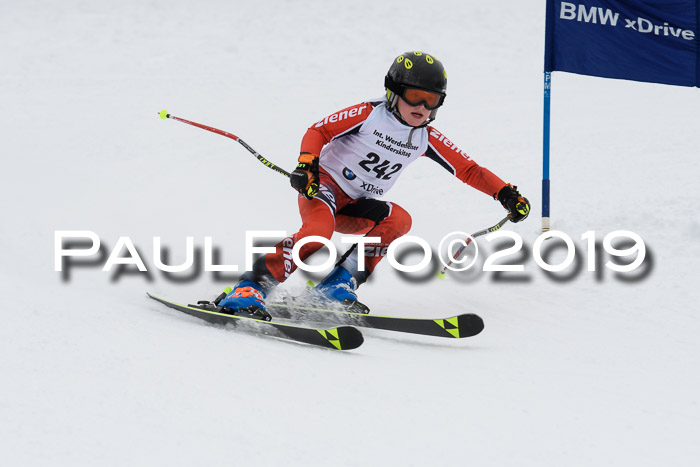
[{"x1": 361, "y1": 182, "x2": 384, "y2": 195}]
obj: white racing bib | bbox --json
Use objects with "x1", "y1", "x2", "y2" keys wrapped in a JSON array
[{"x1": 319, "y1": 102, "x2": 428, "y2": 199}]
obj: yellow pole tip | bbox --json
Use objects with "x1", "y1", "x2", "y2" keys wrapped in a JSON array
[
  {"x1": 224, "y1": 286, "x2": 233, "y2": 294},
  {"x1": 436, "y1": 271, "x2": 447, "y2": 280},
  {"x1": 159, "y1": 109, "x2": 169, "y2": 120}
]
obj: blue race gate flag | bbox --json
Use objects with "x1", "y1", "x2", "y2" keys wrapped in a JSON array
[
  {"x1": 541, "y1": 1, "x2": 699, "y2": 233},
  {"x1": 545, "y1": 0, "x2": 700, "y2": 87}
]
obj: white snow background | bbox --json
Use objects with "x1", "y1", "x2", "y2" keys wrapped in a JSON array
[{"x1": 2, "y1": 0, "x2": 699, "y2": 466}]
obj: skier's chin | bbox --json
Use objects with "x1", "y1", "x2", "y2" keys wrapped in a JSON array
[{"x1": 407, "y1": 114, "x2": 427, "y2": 126}]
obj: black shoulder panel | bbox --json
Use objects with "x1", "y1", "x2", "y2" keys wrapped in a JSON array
[{"x1": 424, "y1": 144, "x2": 456, "y2": 175}]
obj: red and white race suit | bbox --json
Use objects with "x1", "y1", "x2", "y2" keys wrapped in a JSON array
[
  {"x1": 249, "y1": 99, "x2": 507, "y2": 286},
  {"x1": 303, "y1": 99, "x2": 505, "y2": 200}
]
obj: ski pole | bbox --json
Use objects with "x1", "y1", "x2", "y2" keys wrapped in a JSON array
[
  {"x1": 437, "y1": 215, "x2": 510, "y2": 279},
  {"x1": 159, "y1": 110, "x2": 291, "y2": 178}
]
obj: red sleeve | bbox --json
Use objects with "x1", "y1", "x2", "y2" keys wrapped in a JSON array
[
  {"x1": 300, "y1": 102, "x2": 374, "y2": 155},
  {"x1": 424, "y1": 126, "x2": 506, "y2": 198}
]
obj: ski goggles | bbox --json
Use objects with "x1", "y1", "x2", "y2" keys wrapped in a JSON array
[{"x1": 401, "y1": 87, "x2": 445, "y2": 110}]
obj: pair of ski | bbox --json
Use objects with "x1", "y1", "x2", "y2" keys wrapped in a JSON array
[{"x1": 147, "y1": 292, "x2": 484, "y2": 351}]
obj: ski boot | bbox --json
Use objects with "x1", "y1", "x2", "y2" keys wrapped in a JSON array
[
  {"x1": 315, "y1": 266, "x2": 370, "y2": 314},
  {"x1": 214, "y1": 281, "x2": 272, "y2": 321}
]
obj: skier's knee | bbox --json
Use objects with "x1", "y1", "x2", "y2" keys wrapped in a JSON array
[
  {"x1": 390, "y1": 204, "x2": 412, "y2": 235},
  {"x1": 298, "y1": 219, "x2": 335, "y2": 241}
]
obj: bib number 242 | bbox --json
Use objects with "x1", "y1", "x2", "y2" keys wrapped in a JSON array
[{"x1": 358, "y1": 152, "x2": 402, "y2": 180}]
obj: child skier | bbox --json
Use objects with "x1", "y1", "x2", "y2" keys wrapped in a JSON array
[{"x1": 219, "y1": 51, "x2": 530, "y2": 314}]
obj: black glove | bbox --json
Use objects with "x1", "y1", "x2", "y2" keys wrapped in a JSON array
[
  {"x1": 497, "y1": 184, "x2": 530, "y2": 223},
  {"x1": 290, "y1": 153, "x2": 320, "y2": 199}
]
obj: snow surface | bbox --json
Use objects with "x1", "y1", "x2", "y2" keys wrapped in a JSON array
[{"x1": 2, "y1": 0, "x2": 699, "y2": 465}]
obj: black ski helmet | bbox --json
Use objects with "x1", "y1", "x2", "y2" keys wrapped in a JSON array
[{"x1": 385, "y1": 51, "x2": 447, "y2": 113}]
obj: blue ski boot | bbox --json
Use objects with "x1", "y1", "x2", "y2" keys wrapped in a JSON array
[
  {"x1": 315, "y1": 266, "x2": 370, "y2": 313},
  {"x1": 217, "y1": 280, "x2": 271, "y2": 320}
]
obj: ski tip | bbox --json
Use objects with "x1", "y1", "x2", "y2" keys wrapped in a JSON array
[
  {"x1": 146, "y1": 292, "x2": 165, "y2": 303},
  {"x1": 323, "y1": 326, "x2": 364, "y2": 350},
  {"x1": 159, "y1": 109, "x2": 170, "y2": 120},
  {"x1": 457, "y1": 313, "x2": 485, "y2": 337}
]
